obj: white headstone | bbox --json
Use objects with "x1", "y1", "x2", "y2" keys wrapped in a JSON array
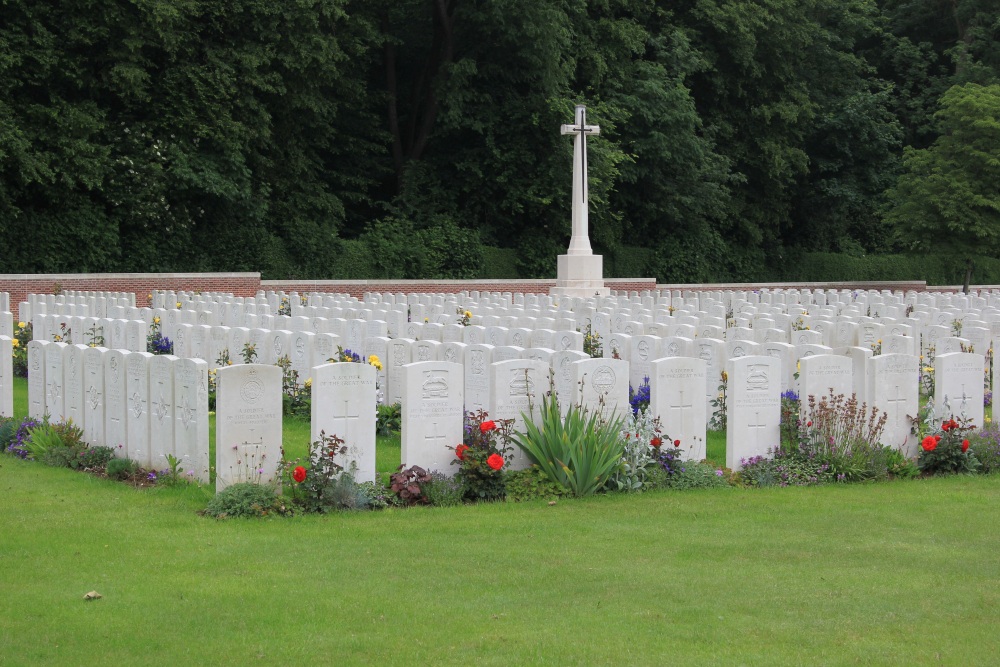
[
  {"x1": 82, "y1": 347, "x2": 106, "y2": 446},
  {"x1": 489, "y1": 359, "x2": 549, "y2": 470},
  {"x1": 103, "y1": 349, "x2": 128, "y2": 449},
  {"x1": 126, "y1": 352, "x2": 153, "y2": 466},
  {"x1": 935, "y1": 352, "x2": 986, "y2": 427},
  {"x1": 650, "y1": 357, "x2": 707, "y2": 460},
  {"x1": 0, "y1": 336, "x2": 11, "y2": 417},
  {"x1": 27, "y1": 340, "x2": 47, "y2": 420},
  {"x1": 215, "y1": 364, "x2": 284, "y2": 491},
  {"x1": 869, "y1": 354, "x2": 919, "y2": 456},
  {"x1": 401, "y1": 361, "x2": 465, "y2": 473},
  {"x1": 726, "y1": 356, "x2": 781, "y2": 470},
  {"x1": 172, "y1": 357, "x2": 209, "y2": 482},
  {"x1": 312, "y1": 362, "x2": 377, "y2": 483}
]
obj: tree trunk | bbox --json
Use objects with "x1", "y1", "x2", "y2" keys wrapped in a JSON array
[{"x1": 963, "y1": 257, "x2": 973, "y2": 294}]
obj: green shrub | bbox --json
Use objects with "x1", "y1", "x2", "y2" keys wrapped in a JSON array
[
  {"x1": 43, "y1": 446, "x2": 89, "y2": 469},
  {"x1": 25, "y1": 422, "x2": 65, "y2": 461},
  {"x1": 665, "y1": 461, "x2": 731, "y2": 490},
  {"x1": 480, "y1": 246, "x2": 520, "y2": 279},
  {"x1": 886, "y1": 448, "x2": 920, "y2": 479},
  {"x1": 511, "y1": 392, "x2": 625, "y2": 497},
  {"x1": 78, "y1": 446, "x2": 116, "y2": 469},
  {"x1": 423, "y1": 471, "x2": 465, "y2": 507},
  {"x1": 0, "y1": 418, "x2": 16, "y2": 448},
  {"x1": 970, "y1": 427, "x2": 1000, "y2": 473},
  {"x1": 505, "y1": 465, "x2": 566, "y2": 502},
  {"x1": 376, "y1": 403, "x2": 401, "y2": 436},
  {"x1": 737, "y1": 450, "x2": 834, "y2": 487},
  {"x1": 205, "y1": 483, "x2": 291, "y2": 519},
  {"x1": 107, "y1": 457, "x2": 139, "y2": 480},
  {"x1": 917, "y1": 419, "x2": 980, "y2": 475}
]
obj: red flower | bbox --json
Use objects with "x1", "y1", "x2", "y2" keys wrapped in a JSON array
[
  {"x1": 292, "y1": 466, "x2": 307, "y2": 483},
  {"x1": 941, "y1": 421, "x2": 950, "y2": 432},
  {"x1": 935, "y1": 435, "x2": 942, "y2": 442},
  {"x1": 455, "y1": 444, "x2": 470, "y2": 461},
  {"x1": 921, "y1": 436, "x2": 938, "y2": 452},
  {"x1": 673, "y1": 439, "x2": 681, "y2": 447},
  {"x1": 486, "y1": 453, "x2": 504, "y2": 470},
  {"x1": 480, "y1": 420, "x2": 497, "y2": 433},
  {"x1": 650, "y1": 437, "x2": 662, "y2": 448},
  {"x1": 962, "y1": 439, "x2": 970, "y2": 453},
  {"x1": 807, "y1": 421, "x2": 813, "y2": 427}
]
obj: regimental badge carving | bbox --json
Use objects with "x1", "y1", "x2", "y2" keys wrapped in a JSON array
[
  {"x1": 421, "y1": 372, "x2": 448, "y2": 399},
  {"x1": 624, "y1": 325, "x2": 634, "y2": 335},
  {"x1": 88, "y1": 385, "x2": 101, "y2": 410},
  {"x1": 272, "y1": 336, "x2": 283, "y2": 358},
  {"x1": 240, "y1": 367, "x2": 264, "y2": 404},
  {"x1": 394, "y1": 345, "x2": 405, "y2": 365},
  {"x1": 295, "y1": 337, "x2": 305, "y2": 361},
  {"x1": 747, "y1": 365, "x2": 769, "y2": 391},
  {"x1": 154, "y1": 394, "x2": 170, "y2": 423},
  {"x1": 490, "y1": 332, "x2": 499, "y2": 345},
  {"x1": 471, "y1": 350, "x2": 484, "y2": 375},
  {"x1": 444, "y1": 348, "x2": 456, "y2": 363},
  {"x1": 31, "y1": 347, "x2": 40, "y2": 371},
  {"x1": 417, "y1": 346, "x2": 430, "y2": 361},
  {"x1": 110, "y1": 355, "x2": 119, "y2": 380},
  {"x1": 512, "y1": 332, "x2": 523, "y2": 346},
  {"x1": 131, "y1": 391, "x2": 143, "y2": 418},
  {"x1": 592, "y1": 366, "x2": 615, "y2": 392},
  {"x1": 699, "y1": 345, "x2": 711, "y2": 361},
  {"x1": 508, "y1": 371, "x2": 534, "y2": 397},
  {"x1": 560, "y1": 357, "x2": 571, "y2": 382},
  {"x1": 407, "y1": 325, "x2": 416, "y2": 337},
  {"x1": 561, "y1": 336, "x2": 571, "y2": 351},
  {"x1": 733, "y1": 346, "x2": 746, "y2": 358},
  {"x1": 637, "y1": 341, "x2": 649, "y2": 361},
  {"x1": 180, "y1": 395, "x2": 195, "y2": 428},
  {"x1": 667, "y1": 342, "x2": 679, "y2": 356}
]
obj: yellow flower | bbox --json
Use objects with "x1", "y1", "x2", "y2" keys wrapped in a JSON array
[
  {"x1": 923, "y1": 366, "x2": 934, "y2": 373},
  {"x1": 153, "y1": 316, "x2": 161, "y2": 324},
  {"x1": 463, "y1": 311, "x2": 472, "y2": 319},
  {"x1": 305, "y1": 378, "x2": 312, "y2": 389},
  {"x1": 369, "y1": 355, "x2": 383, "y2": 371},
  {"x1": 423, "y1": 317, "x2": 429, "y2": 323},
  {"x1": 11, "y1": 339, "x2": 19, "y2": 348},
  {"x1": 227, "y1": 360, "x2": 232, "y2": 366},
  {"x1": 17, "y1": 322, "x2": 24, "y2": 329},
  {"x1": 147, "y1": 293, "x2": 152, "y2": 299},
  {"x1": 176, "y1": 302, "x2": 182, "y2": 308}
]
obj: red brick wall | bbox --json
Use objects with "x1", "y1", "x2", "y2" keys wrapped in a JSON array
[
  {"x1": 0, "y1": 273, "x2": 260, "y2": 318},
  {"x1": 261, "y1": 278, "x2": 659, "y2": 299},
  {"x1": 0, "y1": 273, "x2": 979, "y2": 319}
]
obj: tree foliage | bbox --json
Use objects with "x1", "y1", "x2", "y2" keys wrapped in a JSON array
[{"x1": 1, "y1": 0, "x2": 997, "y2": 281}]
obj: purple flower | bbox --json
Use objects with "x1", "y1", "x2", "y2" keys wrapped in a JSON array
[{"x1": 715, "y1": 470, "x2": 724, "y2": 477}]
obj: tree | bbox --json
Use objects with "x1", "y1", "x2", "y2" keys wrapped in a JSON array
[{"x1": 884, "y1": 83, "x2": 1000, "y2": 291}]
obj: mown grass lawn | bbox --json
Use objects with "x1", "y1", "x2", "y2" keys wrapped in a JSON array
[{"x1": 2, "y1": 379, "x2": 999, "y2": 665}]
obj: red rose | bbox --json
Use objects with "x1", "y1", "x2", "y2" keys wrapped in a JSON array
[
  {"x1": 292, "y1": 466, "x2": 307, "y2": 483},
  {"x1": 455, "y1": 444, "x2": 470, "y2": 460},
  {"x1": 650, "y1": 437, "x2": 662, "y2": 448},
  {"x1": 480, "y1": 420, "x2": 497, "y2": 433},
  {"x1": 807, "y1": 421, "x2": 813, "y2": 427},
  {"x1": 962, "y1": 439, "x2": 970, "y2": 452},
  {"x1": 486, "y1": 453, "x2": 504, "y2": 470},
  {"x1": 921, "y1": 436, "x2": 937, "y2": 452},
  {"x1": 941, "y1": 421, "x2": 950, "y2": 432},
  {"x1": 935, "y1": 435, "x2": 942, "y2": 442},
  {"x1": 674, "y1": 439, "x2": 681, "y2": 448}
]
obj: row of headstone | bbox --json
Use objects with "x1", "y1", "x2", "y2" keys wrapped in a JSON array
[{"x1": 24, "y1": 340, "x2": 209, "y2": 480}]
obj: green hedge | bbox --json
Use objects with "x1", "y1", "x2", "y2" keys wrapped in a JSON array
[
  {"x1": 775, "y1": 252, "x2": 1000, "y2": 285},
  {"x1": 480, "y1": 246, "x2": 520, "y2": 278},
  {"x1": 329, "y1": 239, "x2": 377, "y2": 279}
]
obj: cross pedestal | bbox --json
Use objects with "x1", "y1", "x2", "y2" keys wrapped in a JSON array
[{"x1": 551, "y1": 104, "x2": 609, "y2": 298}]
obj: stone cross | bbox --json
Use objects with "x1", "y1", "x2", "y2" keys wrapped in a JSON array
[
  {"x1": 552, "y1": 105, "x2": 608, "y2": 297},
  {"x1": 560, "y1": 104, "x2": 600, "y2": 256}
]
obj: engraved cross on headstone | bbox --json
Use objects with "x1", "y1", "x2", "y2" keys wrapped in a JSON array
[
  {"x1": 748, "y1": 412, "x2": 767, "y2": 449},
  {"x1": 425, "y1": 421, "x2": 448, "y2": 449},
  {"x1": 332, "y1": 398, "x2": 360, "y2": 445},
  {"x1": 668, "y1": 390, "x2": 694, "y2": 428},
  {"x1": 887, "y1": 385, "x2": 907, "y2": 427},
  {"x1": 560, "y1": 104, "x2": 600, "y2": 255}
]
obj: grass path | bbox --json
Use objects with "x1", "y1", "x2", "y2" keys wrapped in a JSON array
[{"x1": 3, "y1": 379, "x2": 1000, "y2": 664}]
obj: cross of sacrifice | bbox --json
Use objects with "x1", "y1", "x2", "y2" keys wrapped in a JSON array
[
  {"x1": 332, "y1": 398, "x2": 360, "y2": 444},
  {"x1": 560, "y1": 105, "x2": 600, "y2": 256}
]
